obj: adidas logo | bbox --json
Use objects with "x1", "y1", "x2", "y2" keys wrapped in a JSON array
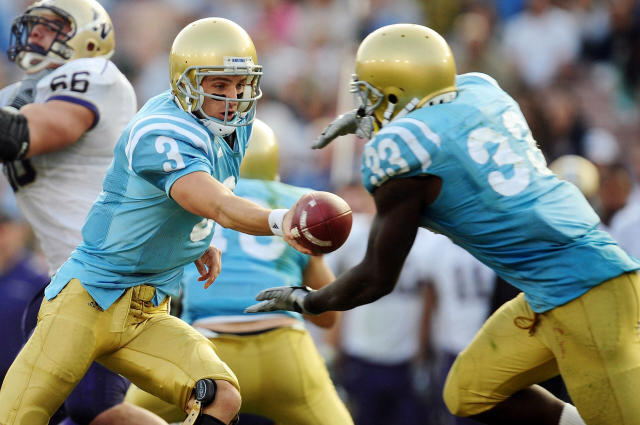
[{"x1": 272, "y1": 223, "x2": 279, "y2": 230}]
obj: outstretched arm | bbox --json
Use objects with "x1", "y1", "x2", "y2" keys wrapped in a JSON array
[
  {"x1": 246, "y1": 176, "x2": 442, "y2": 314},
  {"x1": 304, "y1": 176, "x2": 441, "y2": 313},
  {"x1": 171, "y1": 171, "x2": 311, "y2": 254},
  {"x1": 302, "y1": 255, "x2": 338, "y2": 328}
]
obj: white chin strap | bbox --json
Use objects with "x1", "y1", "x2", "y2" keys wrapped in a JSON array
[
  {"x1": 19, "y1": 52, "x2": 61, "y2": 73},
  {"x1": 200, "y1": 118, "x2": 236, "y2": 137}
]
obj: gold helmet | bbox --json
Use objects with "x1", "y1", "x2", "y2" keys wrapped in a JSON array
[
  {"x1": 170, "y1": 18, "x2": 262, "y2": 135},
  {"x1": 8, "y1": 0, "x2": 115, "y2": 73},
  {"x1": 351, "y1": 24, "x2": 457, "y2": 132},
  {"x1": 240, "y1": 119, "x2": 279, "y2": 181},
  {"x1": 549, "y1": 154, "x2": 600, "y2": 199}
]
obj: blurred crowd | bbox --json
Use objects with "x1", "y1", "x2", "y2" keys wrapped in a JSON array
[
  {"x1": 1, "y1": 0, "x2": 639, "y2": 192},
  {"x1": 1, "y1": 0, "x2": 640, "y2": 424}
]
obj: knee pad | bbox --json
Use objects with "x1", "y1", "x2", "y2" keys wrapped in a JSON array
[
  {"x1": 182, "y1": 379, "x2": 218, "y2": 425},
  {"x1": 195, "y1": 378, "x2": 217, "y2": 406}
]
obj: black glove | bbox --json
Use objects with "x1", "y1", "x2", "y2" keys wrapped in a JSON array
[{"x1": 0, "y1": 107, "x2": 30, "y2": 161}]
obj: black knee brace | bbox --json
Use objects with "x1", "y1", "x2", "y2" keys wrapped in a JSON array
[
  {"x1": 183, "y1": 379, "x2": 225, "y2": 425},
  {"x1": 195, "y1": 378, "x2": 217, "y2": 406}
]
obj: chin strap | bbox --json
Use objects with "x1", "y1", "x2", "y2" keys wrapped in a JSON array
[{"x1": 200, "y1": 117, "x2": 236, "y2": 137}]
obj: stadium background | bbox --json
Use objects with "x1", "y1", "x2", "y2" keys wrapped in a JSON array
[{"x1": 1, "y1": 1, "x2": 639, "y2": 424}]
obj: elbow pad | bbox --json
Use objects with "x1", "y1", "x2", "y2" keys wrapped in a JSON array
[{"x1": 0, "y1": 108, "x2": 30, "y2": 161}]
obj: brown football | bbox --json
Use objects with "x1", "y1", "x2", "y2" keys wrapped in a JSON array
[{"x1": 290, "y1": 191, "x2": 353, "y2": 255}]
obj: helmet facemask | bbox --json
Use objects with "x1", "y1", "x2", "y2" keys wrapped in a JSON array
[
  {"x1": 8, "y1": 6, "x2": 74, "y2": 73},
  {"x1": 349, "y1": 76, "x2": 382, "y2": 137},
  {"x1": 175, "y1": 60, "x2": 263, "y2": 137},
  {"x1": 351, "y1": 75, "x2": 421, "y2": 135}
]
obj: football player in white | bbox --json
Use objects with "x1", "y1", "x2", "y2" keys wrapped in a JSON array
[{"x1": 0, "y1": 1, "x2": 166, "y2": 424}]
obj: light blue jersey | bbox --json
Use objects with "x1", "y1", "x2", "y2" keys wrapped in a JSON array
[
  {"x1": 181, "y1": 178, "x2": 311, "y2": 324},
  {"x1": 47, "y1": 91, "x2": 251, "y2": 309},
  {"x1": 361, "y1": 73, "x2": 640, "y2": 312}
]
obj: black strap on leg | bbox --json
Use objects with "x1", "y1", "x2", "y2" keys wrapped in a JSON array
[
  {"x1": 182, "y1": 379, "x2": 219, "y2": 425},
  {"x1": 195, "y1": 378, "x2": 217, "y2": 406},
  {"x1": 194, "y1": 414, "x2": 227, "y2": 425}
]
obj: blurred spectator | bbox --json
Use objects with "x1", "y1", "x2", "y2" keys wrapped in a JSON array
[
  {"x1": 492, "y1": 0, "x2": 527, "y2": 21},
  {"x1": 449, "y1": 8, "x2": 517, "y2": 93},
  {"x1": 360, "y1": 0, "x2": 424, "y2": 37},
  {"x1": 531, "y1": 85, "x2": 623, "y2": 164},
  {"x1": 583, "y1": 127, "x2": 622, "y2": 165},
  {"x1": 597, "y1": 162, "x2": 634, "y2": 226},
  {"x1": 501, "y1": 0, "x2": 580, "y2": 89},
  {"x1": 3, "y1": 0, "x2": 635, "y2": 197},
  {"x1": 0, "y1": 205, "x2": 48, "y2": 384}
]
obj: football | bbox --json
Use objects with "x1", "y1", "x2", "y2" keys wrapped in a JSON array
[{"x1": 290, "y1": 191, "x2": 353, "y2": 255}]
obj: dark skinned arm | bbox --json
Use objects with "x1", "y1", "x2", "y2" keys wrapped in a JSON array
[{"x1": 304, "y1": 175, "x2": 442, "y2": 313}]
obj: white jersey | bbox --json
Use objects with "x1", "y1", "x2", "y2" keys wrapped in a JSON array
[
  {"x1": 1, "y1": 58, "x2": 136, "y2": 275},
  {"x1": 609, "y1": 199, "x2": 640, "y2": 260},
  {"x1": 325, "y1": 214, "x2": 430, "y2": 364},
  {"x1": 419, "y1": 232, "x2": 495, "y2": 354}
]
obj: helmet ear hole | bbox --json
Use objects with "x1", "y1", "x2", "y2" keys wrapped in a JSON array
[{"x1": 388, "y1": 94, "x2": 398, "y2": 104}]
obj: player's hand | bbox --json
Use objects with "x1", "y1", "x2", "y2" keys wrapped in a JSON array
[
  {"x1": 312, "y1": 108, "x2": 374, "y2": 149},
  {"x1": 245, "y1": 285, "x2": 315, "y2": 314},
  {"x1": 194, "y1": 245, "x2": 222, "y2": 289},
  {"x1": 282, "y1": 206, "x2": 312, "y2": 255}
]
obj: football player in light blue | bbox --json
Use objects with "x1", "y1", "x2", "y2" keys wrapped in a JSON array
[
  {"x1": 125, "y1": 119, "x2": 353, "y2": 425},
  {"x1": 247, "y1": 24, "x2": 640, "y2": 425},
  {"x1": 0, "y1": 17, "x2": 309, "y2": 425}
]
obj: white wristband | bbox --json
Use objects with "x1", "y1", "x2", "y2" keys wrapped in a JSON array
[{"x1": 268, "y1": 209, "x2": 288, "y2": 236}]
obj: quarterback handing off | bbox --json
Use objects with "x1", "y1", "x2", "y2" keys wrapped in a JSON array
[
  {"x1": 0, "y1": 17, "x2": 303, "y2": 425},
  {"x1": 248, "y1": 24, "x2": 640, "y2": 425},
  {"x1": 125, "y1": 119, "x2": 353, "y2": 425}
]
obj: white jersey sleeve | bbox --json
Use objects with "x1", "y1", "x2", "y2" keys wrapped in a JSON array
[
  {"x1": 420, "y1": 232, "x2": 496, "y2": 354},
  {"x1": 8, "y1": 58, "x2": 137, "y2": 275}
]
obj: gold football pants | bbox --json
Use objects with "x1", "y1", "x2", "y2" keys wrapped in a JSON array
[
  {"x1": 0, "y1": 279, "x2": 238, "y2": 425},
  {"x1": 126, "y1": 326, "x2": 353, "y2": 425},
  {"x1": 444, "y1": 272, "x2": 640, "y2": 425}
]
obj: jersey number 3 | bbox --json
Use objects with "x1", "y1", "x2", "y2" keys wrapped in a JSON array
[{"x1": 468, "y1": 109, "x2": 550, "y2": 196}]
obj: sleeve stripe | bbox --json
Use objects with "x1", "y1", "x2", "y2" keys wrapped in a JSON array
[
  {"x1": 47, "y1": 95, "x2": 100, "y2": 129},
  {"x1": 394, "y1": 118, "x2": 441, "y2": 147},
  {"x1": 126, "y1": 120, "x2": 210, "y2": 171},
  {"x1": 135, "y1": 114, "x2": 210, "y2": 142},
  {"x1": 378, "y1": 120, "x2": 439, "y2": 172}
]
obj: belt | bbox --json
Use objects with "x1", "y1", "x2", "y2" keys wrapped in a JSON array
[{"x1": 132, "y1": 284, "x2": 156, "y2": 302}]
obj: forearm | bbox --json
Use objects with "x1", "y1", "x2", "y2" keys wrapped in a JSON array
[
  {"x1": 305, "y1": 262, "x2": 397, "y2": 313},
  {"x1": 303, "y1": 256, "x2": 339, "y2": 327},
  {"x1": 171, "y1": 172, "x2": 273, "y2": 236},
  {"x1": 211, "y1": 191, "x2": 272, "y2": 235}
]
